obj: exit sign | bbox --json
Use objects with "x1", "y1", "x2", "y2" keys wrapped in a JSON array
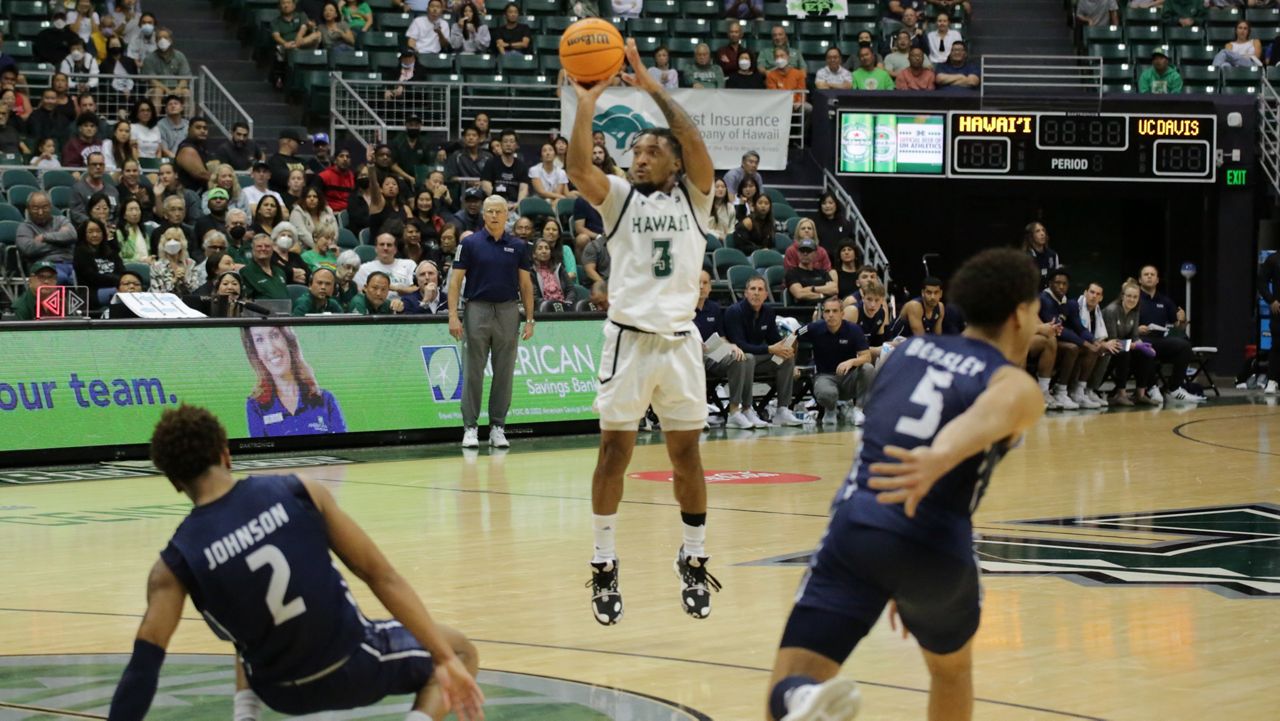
[{"x1": 1227, "y1": 168, "x2": 1248, "y2": 186}]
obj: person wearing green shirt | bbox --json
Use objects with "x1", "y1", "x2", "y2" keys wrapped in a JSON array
[
  {"x1": 239, "y1": 234, "x2": 290, "y2": 300},
  {"x1": 1138, "y1": 50, "x2": 1183, "y2": 94},
  {"x1": 11, "y1": 261, "x2": 58, "y2": 320},
  {"x1": 757, "y1": 25, "x2": 806, "y2": 74},
  {"x1": 300, "y1": 226, "x2": 339, "y2": 273},
  {"x1": 687, "y1": 43, "x2": 726, "y2": 88},
  {"x1": 389, "y1": 115, "x2": 431, "y2": 184},
  {"x1": 341, "y1": 0, "x2": 372, "y2": 31},
  {"x1": 292, "y1": 267, "x2": 345, "y2": 315},
  {"x1": 1163, "y1": 0, "x2": 1204, "y2": 27},
  {"x1": 851, "y1": 46, "x2": 894, "y2": 91},
  {"x1": 348, "y1": 271, "x2": 404, "y2": 314}
]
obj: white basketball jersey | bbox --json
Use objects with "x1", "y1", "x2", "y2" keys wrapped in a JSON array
[{"x1": 594, "y1": 174, "x2": 711, "y2": 336}]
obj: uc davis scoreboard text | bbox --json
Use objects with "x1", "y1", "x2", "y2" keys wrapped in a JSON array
[
  {"x1": 948, "y1": 111, "x2": 1215, "y2": 182},
  {"x1": 836, "y1": 110, "x2": 1217, "y2": 182}
]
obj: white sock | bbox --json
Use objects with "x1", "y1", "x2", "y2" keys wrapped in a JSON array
[
  {"x1": 682, "y1": 522, "x2": 707, "y2": 558},
  {"x1": 1038, "y1": 376, "x2": 1051, "y2": 391},
  {"x1": 233, "y1": 690, "x2": 263, "y2": 721},
  {"x1": 592, "y1": 513, "x2": 617, "y2": 564},
  {"x1": 1072, "y1": 381, "x2": 1085, "y2": 394},
  {"x1": 405, "y1": 711, "x2": 433, "y2": 721}
]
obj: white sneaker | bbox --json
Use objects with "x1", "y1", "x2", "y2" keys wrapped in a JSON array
[
  {"x1": 821, "y1": 410, "x2": 838, "y2": 427},
  {"x1": 1042, "y1": 387, "x2": 1060, "y2": 410},
  {"x1": 1148, "y1": 386, "x2": 1164, "y2": 405},
  {"x1": 774, "y1": 407, "x2": 804, "y2": 426},
  {"x1": 1070, "y1": 390, "x2": 1101, "y2": 409},
  {"x1": 1086, "y1": 389, "x2": 1108, "y2": 407},
  {"x1": 489, "y1": 426, "x2": 509, "y2": 448},
  {"x1": 461, "y1": 427, "x2": 479, "y2": 448},
  {"x1": 1266, "y1": 380, "x2": 1278, "y2": 395},
  {"x1": 726, "y1": 411, "x2": 755, "y2": 429},
  {"x1": 781, "y1": 677, "x2": 862, "y2": 721},
  {"x1": 1168, "y1": 387, "x2": 1206, "y2": 403},
  {"x1": 1053, "y1": 388, "x2": 1079, "y2": 410},
  {"x1": 849, "y1": 407, "x2": 866, "y2": 426},
  {"x1": 744, "y1": 407, "x2": 770, "y2": 428}
]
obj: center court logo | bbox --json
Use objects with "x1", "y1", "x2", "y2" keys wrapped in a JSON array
[
  {"x1": 594, "y1": 104, "x2": 655, "y2": 152},
  {"x1": 420, "y1": 345, "x2": 463, "y2": 402}
]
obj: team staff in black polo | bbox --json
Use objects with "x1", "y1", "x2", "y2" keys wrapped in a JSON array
[{"x1": 447, "y1": 194, "x2": 535, "y2": 450}]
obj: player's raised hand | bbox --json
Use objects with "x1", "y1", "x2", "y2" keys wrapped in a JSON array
[
  {"x1": 620, "y1": 38, "x2": 661, "y2": 93},
  {"x1": 570, "y1": 76, "x2": 611, "y2": 105},
  {"x1": 434, "y1": 655, "x2": 486, "y2": 720},
  {"x1": 867, "y1": 445, "x2": 951, "y2": 518}
]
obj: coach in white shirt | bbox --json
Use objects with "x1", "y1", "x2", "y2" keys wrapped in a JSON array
[
  {"x1": 355, "y1": 232, "x2": 418, "y2": 297},
  {"x1": 406, "y1": 0, "x2": 452, "y2": 55},
  {"x1": 926, "y1": 12, "x2": 962, "y2": 65}
]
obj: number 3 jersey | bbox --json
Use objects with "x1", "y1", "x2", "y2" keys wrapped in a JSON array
[
  {"x1": 842, "y1": 335, "x2": 1012, "y2": 560},
  {"x1": 594, "y1": 174, "x2": 711, "y2": 337},
  {"x1": 160, "y1": 474, "x2": 364, "y2": 683}
]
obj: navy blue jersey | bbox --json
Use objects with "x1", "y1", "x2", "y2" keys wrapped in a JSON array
[
  {"x1": 160, "y1": 474, "x2": 364, "y2": 683},
  {"x1": 839, "y1": 335, "x2": 1012, "y2": 560},
  {"x1": 853, "y1": 301, "x2": 887, "y2": 345},
  {"x1": 889, "y1": 297, "x2": 941, "y2": 338}
]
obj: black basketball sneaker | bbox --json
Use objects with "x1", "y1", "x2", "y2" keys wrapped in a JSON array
[
  {"x1": 674, "y1": 547, "x2": 721, "y2": 619},
  {"x1": 587, "y1": 559, "x2": 623, "y2": 626}
]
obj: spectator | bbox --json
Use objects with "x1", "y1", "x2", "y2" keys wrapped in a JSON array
[
  {"x1": 115, "y1": 196, "x2": 149, "y2": 261},
  {"x1": 346, "y1": 165, "x2": 385, "y2": 233},
  {"x1": 815, "y1": 47, "x2": 854, "y2": 89},
  {"x1": 267, "y1": 128, "x2": 306, "y2": 194},
  {"x1": 115, "y1": 157, "x2": 154, "y2": 220},
  {"x1": 885, "y1": 0, "x2": 928, "y2": 21},
  {"x1": 18, "y1": 191, "x2": 78, "y2": 283},
  {"x1": 572, "y1": 189, "x2": 604, "y2": 253},
  {"x1": 723, "y1": 150, "x2": 763, "y2": 197},
  {"x1": 715, "y1": 21, "x2": 747, "y2": 76},
  {"x1": 224, "y1": 208, "x2": 252, "y2": 262},
  {"x1": 724, "y1": 275, "x2": 803, "y2": 426},
  {"x1": 437, "y1": 223, "x2": 459, "y2": 278},
  {"x1": 896, "y1": 47, "x2": 938, "y2": 90},
  {"x1": 786, "y1": 238, "x2": 838, "y2": 304},
  {"x1": 1139, "y1": 49, "x2": 1184, "y2": 93},
  {"x1": 128, "y1": 98, "x2": 164, "y2": 158},
  {"x1": 1077, "y1": 0, "x2": 1119, "y2": 27},
  {"x1": 1041, "y1": 269, "x2": 1101, "y2": 408},
  {"x1": 896, "y1": 276, "x2": 945, "y2": 336},
  {"x1": 480, "y1": 130, "x2": 529, "y2": 209},
  {"x1": 733, "y1": 175, "x2": 760, "y2": 219},
  {"x1": 449, "y1": 3, "x2": 491, "y2": 54},
  {"x1": 11, "y1": 261, "x2": 60, "y2": 320},
  {"x1": 212, "y1": 122, "x2": 263, "y2": 171},
  {"x1": 270, "y1": 221, "x2": 310, "y2": 286},
  {"x1": 931, "y1": 0, "x2": 972, "y2": 17},
  {"x1": 766, "y1": 47, "x2": 809, "y2": 111},
  {"x1": 174, "y1": 116, "x2": 212, "y2": 192},
  {"x1": 723, "y1": 0, "x2": 762, "y2": 20},
  {"x1": 289, "y1": 185, "x2": 337, "y2": 249},
  {"x1": 84, "y1": 190, "x2": 115, "y2": 237},
  {"x1": 1137, "y1": 264, "x2": 1204, "y2": 402},
  {"x1": 355, "y1": 232, "x2": 417, "y2": 294},
  {"x1": 446, "y1": 194, "x2": 535, "y2": 448},
  {"x1": 153, "y1": 161, "x2": 201, "y2": 223},
  {"x1": 342, "y1": 0, "x2": 373, "y2": 33},
  {"x1": 800, "y1": 296, "x2": 873, "y2": 426},
  {"x1": 299, "y1": 223, "x2": 339, "y2": 272},
  {"x1": 402, "y1": 259, "x2": 447, "y2": 313},
  {"x1": 648, "y1": 47, "x2": 681, "y2": 89},
  {"x1": 758, "y1": 25, "x2": 805, "y2": 73},
  {"x1": 726, "y1": 48, "x2": 766, "y2": 88},
  {"x1": 1102, "y1": 279, "x2": 1159, "y2": 405},
  {"x1": 271, "y1": 0, "x2": 310, "y2": 88},
  {"x1": 126, "y1": 12, "x2": 158, "y2": 63},
  {"x1": 150, "y1": 226, "x2": 197, "y2": 295},
  {"x1": 388, "y1": 115, "x2": 431, "y2": 184},
  {"x1": 282, "y1": 168, "x2": 308, "y2": 213},
  {"x1": 194, "y1": 187, "x2": 231, "y2": 250},
  {"x1": 1214, "y1": 20, "x2": 1263, "y2": 67},
  {"x1": 1077, "y1": 280, "x2": 1120, "y2": 407},
  {"x1": 688, "y1": 43, "x2": 726, "y2": 88},
  {"x1": 319, "y1": 146, "x2": 354, "y2": 211},
  {"x1": 50, "y1": 73, "x2": 77, "y2": 123},
  {"x1": 142, "y1": 28, "x2": 193, "y2": 104},
  {"x1": 73, "y1": 218, "x2": 124, "y2": 307},
  {"x1": 586, "y1": 278, "x2": 608, "y2": 310},
  {"x1": 899, "y1": 7, "x2": 928, "y2": 49},
  {"x1": 316, "y1": 1, "x2": 356, "y2": 54},
  {"x1": 288, "y1": 266, "x2": 341, "y2": 315},
  {"x1": 0, "y1": 33, "x2": 14, "y2": 77},
  {"x1": 530, "y1": 237, "x2": 574, "y2": 302},
  {"x1": 69, "y1": 152, "x2": 118, "y2": 224},
  {"x1": 783, "y1": 217, "x2": 832, "y2": 271},
  {"x1": 1, "y1": 72, "x2": 31, "y2": 120},
  {"x1": 29, "y1": 90, "x2": 72, "y2": 149},
  {"x1": 349, "y1": 270, "x2": 404, "y2": 313},
  {"x1": 250, "y1": 194, "x2": 287, "y2": 239},
  {"x1": 241, "y1": 161, "x2": 283, "y2": 213},
  {"x1": 493, "y1": 4, "x2": 532, "y2": 57},
  {"x1": 538, "y1": 217, "x2": 575, "y2": 281},
  {"x1": 529, "y1": 141, "x2": 573, "y2": 201},
  {"x1": 809, "y1": 192, "x2": 851, "y2": 254},
  {"x1": 189, "y1": 247, "x2": 237, "y2": 297},
  {"x1": 0, "y1": 104, "x2": 21, "y2": 155},
  {"x1": 407, "y1": 0, "x2": 451, "y2": 55},
  {"x1": 60, "y1": 38, "x2": 100, "y2": 95},
  {"x1": 35, "y1": 12, "x2": 81, "y2": 66},
  {"x1": 852, "y1": 46, "x2": 894, "y2": 90},
  {"x1": 396, "y1": 217, "x2": 432, "y2": 263},
  {"x1": 885, "y1": 31, "x2": 929, "y2": 78},
  {"x1": 331, "y1": 249, "x2": 360, "y2": 305},
  {"x1": 444, "y1": 125, "x2": 492, "y2": 183},
  {"x1": 67, "y1": 0, "x2": 99, "y2": 44},
  {"x1": 155, "y1": 95, "x2": 189, "y2": 157},
  {"x1": 368, "y1": 173, "x2": 408, "y2": 234},
  {"x1": 935, "y1": 40, "x2": 980, "y2": 90},
  {"x1": 926, "y1": 12, "x2": 962, "y2": 65},
  {"x1": 147, "y1": 193, "x2": 191, "y2": 257},
  {"x1": 708, "y1": 177, "x2": 734, "y2": 241},
  {"x1": 239, "y1": 232, "x2": 289, "y2": 299},
  {"x1": 732, "y1": 193, "x2": 775, "y2": 255},
  {"x1": 1163, "y1": 0, "x2": 1205, "y2": 26},
  {"x1": 834, "y1": 241, "x2": 860, "y2": 299},
  {"x1": 60, "y1": 113, "x2": 101, "y2": 167},
  {"x1": 101, "y1": 120, "x2": 137, "y2": 172},
  {"x1": 1260, "y1": 250, "x2": 1280, "y2": 395},
  {"x1": 582, "y1": 230, "x2": 610, "y2": 284},
  {"x1": 200, "y1": 166, "x2": 246, "y2": 218},
  {"x1": 368, "y1": 142, "x2": 411, "y2": 194}
]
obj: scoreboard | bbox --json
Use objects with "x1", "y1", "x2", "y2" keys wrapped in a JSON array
[
  {"x1": 949, "y1": 112, "x2": 1216, "y2": 182},
  {"x1": 835, "y1": 110, "x2": 1218, "y2": 183}
]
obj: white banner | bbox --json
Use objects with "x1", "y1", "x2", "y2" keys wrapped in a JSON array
[{"x1": 559, "y1": 87, "x2": 793, "y2": 171}]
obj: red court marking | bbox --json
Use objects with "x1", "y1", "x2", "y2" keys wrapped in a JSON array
[{"x1": 628, "y1": 470, "x2": 821, "y2": 485}]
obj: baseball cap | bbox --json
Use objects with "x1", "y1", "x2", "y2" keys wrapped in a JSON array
[
  {"x1": 311, "y1": 132, "x2": 329, "y2": 146},
  {"x1": 463, "y1": 186, "x2": 485, "y2": 200},
  {"x1": 207, "y1": 187, "x2": 229, "y2": 200},
  {"x1": 29, "y1": 260, "x2": 56, "y2": 274},
  {"x1": 1151, "y1": 48, "x2": 1169, "y2": 59},
  {"x1": 406, "y1": 114, "x2": 422, "y2": 124},
  {"x1": 251, "y1": 160, "x2": 270, "y2": 171},
  {"x1": 279, "y1": 128, "x2": 302, "y2": 142},
  {"x1": 798, "y1": 238, "x2": 818, "y2": 251}
]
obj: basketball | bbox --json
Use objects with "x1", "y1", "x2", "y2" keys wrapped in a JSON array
[{"x1": 559, "y1": 18, "x2": 625, "y2": 85}]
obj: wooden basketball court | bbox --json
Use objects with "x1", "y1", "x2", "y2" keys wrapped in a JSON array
[{"x1": 1, "y1": 399, "x2": 1278, "y2": 720}]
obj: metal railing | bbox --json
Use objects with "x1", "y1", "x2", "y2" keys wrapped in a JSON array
[
  {"x1": 331, "y1": 75, "x2": 446, "y2": 149},
  {"x1": 1260, "y1": 73, "x2": 1280, "y2": 196},
  {"x1": 821, "y1": 168, "x2": 890, "y2": 286},
  {"x1": 21, "y1": 71, "x2": 200, "y2": 124},
  {"x1": 197, "y1": 66, "x2": 253, "y2": 140},
  {"x1": 979, "y1": 55, "x2": 1104, "y2": 111}
]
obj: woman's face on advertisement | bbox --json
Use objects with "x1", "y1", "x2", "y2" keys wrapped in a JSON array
[{"x1": 251, "y1": 327, "x2": 292, "y2": 378}]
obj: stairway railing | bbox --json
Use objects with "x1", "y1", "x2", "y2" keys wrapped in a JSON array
[
  {"x1": 1260, "y1": 72, "x2": 1280, "y2": 197},
  {"x1": 821, "y1": 168, "x2": 891, "y2": 286},
  {"x1": 198, "y1": 66, "x2": 253, "y2": 140}
]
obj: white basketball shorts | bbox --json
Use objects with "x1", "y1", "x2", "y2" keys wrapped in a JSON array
[{"x1": 593, "y1": 321, "x2": 708, "y2": 432}]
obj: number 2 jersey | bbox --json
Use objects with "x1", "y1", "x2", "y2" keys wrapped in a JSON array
[
  {"x1": 594, "y1": 174, "x2": 711, "y2": 337},
  {"x1": 160, "y1": 474, "x2": 365, "y2": 683},
  {"x1": 840, "y1": 335, "x2": 1013, "y2": 560}
]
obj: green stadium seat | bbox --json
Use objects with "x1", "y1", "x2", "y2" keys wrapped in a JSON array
[
  {"x1": 6, "y1": 184, "x2": 37, "y2": 210},
  {"x1": 1221, "y1": 64, "x2": 1262, "y2": 87},
  {"x1": 0, "y1": 20, "x2": 11, "y2": 36},
  {"x1": 338, "y1": 228, "x2": 358, "y2": 248},
  {"x1": 846, "y1": 2, "x2": 877, "y2": 20},
  {"x1": 1129, "y1": 43, "x2": 1170, "y2": 63},
  {"x1": 682, "y1": 0, "x2": 718, "y2": 17},
  {"x1": 1, "y1": 41, "x2": 31, "y2": 60},
  {"x1": 633, "y1": 35, "x2": 661, "y2": 53},
  {"x1": 378, "y1": 12, "x2": 413, "y2": 32},
  {"x1": 418, "y1": 52, "x2": 455, "y2": 72},
  {"x1": 673, "y1": 17, "x2": 711, "y2": 36},
  {"x1": 1180, "y1": 65, "x2": 1220, "y2": 92},
  {"x1": 1101, "y1": 63, "x2": 1133, "y2": 83},
  {"x1": 1087, "y1": 42, "x2": 1130, "y2": 64},
  {"x1": 669, "y1": 35, "x2": 701, "y2": 60},
  {"x1": 800, "y1": 20, "x2": 838, "y2": 40},
  {"x1": 1207, "y1": 26, "x2": 1236, "y2": 44},
  {"x1": 1268, "y1": 64, "x2": 1280, "y2": 82},
  {"x1": 359, "y1": 31, "x2": 400, "y2": 50},
  {"x1": 13, "y1": 20, "x2": 48, "y2": 37},
  {"x1": 628, "y1": 17, "x2": 667, "y2": 35},
  {"x1": 1083, "y1": 25, "x2": 1123, "y2": 45},
  {"x1": 1246, "y1": 7, "x2": 1280, "y2": 29},
  {"x1": 369, "y1": 51, "x2": 400, "y2": 71},
  {"x1": 1124, "y1": 5, "x2": 1160, "y2": 25},
  {"x1": 842, "y1": 21, "x2": 878, "y2": 40},
  {"x1": 290, "y1": 48, "x2": 329, "y2": 68},
  {"x1": 797, "y1": 39, "x2": 832, "y2": 57},
  {"x1": 41, "y1": 170, "x2": 74, "y2": 190},
  {"x1": 1125, "y1": 25, "x2": 1164, "y2": 44},
  {"x1": 544, "y1": 16, "x2": 577, "y2": 32},
  {"x1": 1206, "y1": 7, "x2": 1241, "y2": 26},
  {"x1": 1177, "y1": 45, "x2": 1216, "y2": 65},
  {"x1": 0, "y1": 203, "x2": 22, "y2": 222},
  {"x1": 457, "y1": 53, "x2": 497, "y2": 73},
  {"x1": 126, "y1": 262, "x2": 150, "y2": 288},
  {"x1": 1222, "y1": 85, "x2": 1258, "y2": 95},
  {"x1": 484, "y1": 0, "x2": 506, "y2": 12},
  {"x1": 517, "y1": 196, "x2": 553, "y2": 220},
  {"x1": 540, "y1": 54, "x2": 562, "y2": 74},
  {"x1": 500, "y1": 53, "x2": 539, "y2": 77},
  {"x1": 7, "y1": 1, "x2": 49, "y2": 20},
  {"x1": 534, "y1": 35, "x2": 560, "y2": 54},
  {"x1": 762, "y1": 1, "x2": 787, "y2": 19},
  {"x1": 524, "y1": 0, "x2": 560, "y2": 12},
  {"x1": 333, "y1": 51, "x2": 371, "y2": 71},
  {"x1": 2, "y1": 169, "x2": 37, "y2": 189},
  {"x1": 1166, "y1": 26, "x2": 1206, "y2": 47},
  {"x1": 301, "y1": 70, "x2": 332, "y2": 116},
  {"x1": 519, "y1": 15, "x2": 541, "y2": 32},
  {"x1": 644, "y1": 0, "x2": 679, "y2": 16},
  {"x1": 354, "y1": 245, "x2": 376, "y2": 263},
  {"x1": 342, "y1": 71, "x2": 382, "y2": 81},
  {"x1": 1101, "y1": 82, "x2": 1135, "y2": 94}
]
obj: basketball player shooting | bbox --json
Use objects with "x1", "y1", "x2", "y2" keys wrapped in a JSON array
[
  {"x1": 765, "y1": 249, "x2": 1047, "y2": 721},
  {"x1": 565, "y1": 39, "x2": 719, "y2": 626}
]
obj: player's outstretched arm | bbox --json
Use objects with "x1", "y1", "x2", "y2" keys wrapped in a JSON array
[
  {"x1": 564, "y1": 79, "x2": 612, "y2": 206},
  {"x1": 868, "y1": 366, "x2": 1045, "y2": 517},
  {"x1": 620, "y1": 39, "x2": 713, "y2": 195},
  {"x1": 108, "y1": 559, "x2": 187, "y2": 721},
  {"x1": 302, "y1": 478, "x2": 486, "y2": 720}
]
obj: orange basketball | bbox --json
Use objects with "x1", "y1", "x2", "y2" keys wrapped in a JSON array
[{"x1": 559, "y1": 18, "x2": 625, "y2": 85}]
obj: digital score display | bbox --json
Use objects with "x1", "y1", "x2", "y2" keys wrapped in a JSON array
[{"x1": 947, "y1": 112, "x2": 1216, "y2": 183}]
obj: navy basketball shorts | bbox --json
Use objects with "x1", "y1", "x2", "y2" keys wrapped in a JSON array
[
  {"x1": 254, "y1": 620, "x2": 435, "y2": 713},
  {"x1": 783, "y1": 522, "x2": 981, "y2": 659}
]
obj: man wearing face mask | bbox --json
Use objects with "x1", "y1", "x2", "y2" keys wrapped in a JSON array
[
  {"x1": 126, "y1": 12, "x2": 157, "y2": 63},
  {"x1": 765, "y1": 47, "x2": 809, "y2": 114},
  {"x1": 35, "y1": 11, "x2": 82, "y2": 65},
  {"x1": 100, "y1": 37, "x2": 139, "y2": 103},
  {"x1": 58, "y1": 38, "x2": 99, "y2": 94},
  {"x1": 142, "y1": 28, "x2": 192, "y2": 104},
  {"x1": 390, "y1": 115, "x2": 430, "y2": 185},
  {"x1": 223, "y1": 208, "x2": 252, "y2": 263},
  {"x1": 213, "y1": 122, "x2": 264, "y2": 171},
  {"x1": 318, "y1": 147, "x2": 354, "y2": 211}
]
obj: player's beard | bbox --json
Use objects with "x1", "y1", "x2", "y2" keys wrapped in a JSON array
[{"x1": 632, "y1": 181, "x2": 660, "y2": 196}]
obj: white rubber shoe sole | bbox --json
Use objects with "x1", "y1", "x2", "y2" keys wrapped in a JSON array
[{"x1": 781, "y1": 678, "x2": 862, "y2": 721}]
